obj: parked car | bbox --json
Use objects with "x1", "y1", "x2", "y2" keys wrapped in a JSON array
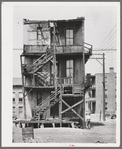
[{"x1": 111, "y1": 114, "x2": 116, "y2": 119}]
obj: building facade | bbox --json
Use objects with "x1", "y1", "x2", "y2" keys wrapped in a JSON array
[
  {"x1": 13, "y1": 78, "x2": 24, "y2": 119},
  {"x1": 20, "y1": 17, "x2": 92, "y2": 126},
  {"x1": 85, "y1": 67, "x2": 116, "y2": 117}
]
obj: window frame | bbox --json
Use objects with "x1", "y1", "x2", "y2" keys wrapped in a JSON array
[
  {"x1": 13, "y1": 106, "x2": 16, "y2": 114},
  {"x1": 19, "y1": 106, "x2": 23, "y2": 115},
  {"x1": 66, "y1": 60, "x2": 74, "y2": 78},
  {"x1": 65, "y1": 28, "x2": 74, "y2": 46},
  {"x1": 19, "y1": 92, "x2": 23, "y2": 103}
]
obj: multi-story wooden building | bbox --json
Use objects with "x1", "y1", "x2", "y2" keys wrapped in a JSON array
[{"x1": 20, "y1": 17, "x2": 92, "y2": 126}]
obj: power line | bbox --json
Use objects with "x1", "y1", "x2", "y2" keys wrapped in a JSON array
[
  {"x1": 103, "y1": 39, "x2": 117, "y2": 49},
  {"x1": 100, "y1": 32, "x2": 117, "y2": 49},
  {"x1": 96, "y1": 24, "x2": 117, "y2": 49}
]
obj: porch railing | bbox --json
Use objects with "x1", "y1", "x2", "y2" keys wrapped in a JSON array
[{"x1": 57, "y1": 77, "x2": 75, "y2": 85}]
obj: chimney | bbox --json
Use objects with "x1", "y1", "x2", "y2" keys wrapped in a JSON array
[{"x1": 109, "y1": 67, "x2": 114, "y2": 73}]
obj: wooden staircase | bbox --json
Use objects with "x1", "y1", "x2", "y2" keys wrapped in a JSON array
[
  {"x1": 34, "y1": 52, "x2": 53, "y2": 73},
  {"x1": 35, "y1": 72, "x2": 50, "y2": 86},
  {"x1": 34, "y1": 86, "x2": 64, "y2": 120},
  {"x1": 24, "y1": 51, "x2": 53, "y2": 74}
]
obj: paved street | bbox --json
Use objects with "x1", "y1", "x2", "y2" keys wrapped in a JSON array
[{"x1": 13, "y1": 118, "x2": 116, "y2": 144}]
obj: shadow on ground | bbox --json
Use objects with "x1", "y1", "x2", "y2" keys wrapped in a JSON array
[{"x1": 90, "y1": 122, "x2": 105, "y2": 128}]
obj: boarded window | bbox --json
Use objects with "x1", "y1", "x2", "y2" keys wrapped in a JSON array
[{"x1": 66, "y1": 29, "x2": 73, "y2": 45}]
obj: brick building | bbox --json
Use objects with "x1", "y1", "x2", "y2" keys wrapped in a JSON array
[
  {"x1": 13, "y1": 78, "x2": 24, "y2": 119},
  {"x1": 85, "y1": 67, "x2": 116, "y2": 119}
]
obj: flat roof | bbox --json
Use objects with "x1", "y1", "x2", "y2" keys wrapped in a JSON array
[
  {"x1": 23, "y1": 17, "x2": 85, "y2": 24},
  {"x1": 13, "y1": 78, "x2": 22, "y2": 86}
]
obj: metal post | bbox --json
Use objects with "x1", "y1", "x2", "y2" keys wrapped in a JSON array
[{"x1": 103, "y1": 53, "x2": 105, "y2": 121}]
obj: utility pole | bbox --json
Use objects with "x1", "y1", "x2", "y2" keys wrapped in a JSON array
[
  {"x1": 90, "y1": 53, "x2": 106, "y2": 121},
  {"x1": 103, "y1": 53, "x2": 105, "y2": 121}
]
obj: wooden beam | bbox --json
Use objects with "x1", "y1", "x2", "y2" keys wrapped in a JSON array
[
  {"x1": 61, "y1": 99, "x2": 84, "y2": 121},
  {"x1": 61, "y1": 100, "x2": 83, "y2": 114}
]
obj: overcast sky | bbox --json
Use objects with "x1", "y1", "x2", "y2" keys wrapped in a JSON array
[
  {"x1": 11, "y1": 2, "x2": 119, "y2": 77},
  {"x1": 13, "y1": 2, "x2": 118, "y2": 49}
]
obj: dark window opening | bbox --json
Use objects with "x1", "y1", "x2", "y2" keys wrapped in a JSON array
[
  {"x1": 19, "y1": 98, "x2": 23, "y2": 103},
  {"x1": 13, "y1": 107, "x2": 15, "y2": 114},
  {"x1": 92, "y1": 90, "x2": 95, "y2": 98},
  {"x1": 105, "y1": 94, "x2": 107, "y2": 98},
  {"x1": 13, "y1": 98, "x2": 15, "y2": 103}
]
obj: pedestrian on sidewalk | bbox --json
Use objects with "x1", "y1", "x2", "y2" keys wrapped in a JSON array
[{"x1": 85, "y1": 112, "x2": 91, "y2": 129}]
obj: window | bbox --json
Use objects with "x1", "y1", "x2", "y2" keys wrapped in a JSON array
[
  {"x1": 19, "y1": 107, "x2": 23, "y2": 116},
  {"x1": 66, "y1": 29, "x2": 73, "y2": 45},
  {"x1": 13, "y1": 92, "x2": 15, "y2": 103},
  {"x1": 37, "y1": 27, "x2": 42, "y2": 40},
  {"x1": 13, "y1": 98, "x2": 15, "y2": 103},
  {"x1": 66, "y1": 60, "x2": 73, "y2": 77},
  {"x1": 105, "y1": 94, "x2": 107, "y2": 98},
  {"x1": 19, "y1": 98, "x2": 23, "y2": 103},
  {"x1": 66, "y1": 60, "x2": 73, "y2": 84},
  {"x1": 13, "y1": 107, "x2": 15, "y2": 114},
  {"x1": 92, "y1": 90, "x2": 95, "y2": 98},
  {"x1": 19, "y1": 92, "x2": 23, "y2": 103}
]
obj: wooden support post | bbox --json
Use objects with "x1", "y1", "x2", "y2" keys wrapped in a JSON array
[
  {"x1": 59, "y1": 88, "x2": 63, "y2": 127},
  {"x1": 52, "y1": 123, "x2": 55, "y2": 128},
  {"x1": 61, "y1": 98, "x2": 84, "y2": 121},
  {"x1": 61, "y1": 100, "x2": 83, "y2": 114},
  {"x1": 53, "y1": 22, "x2": 57, "y2": 90},
  {"x1": 33, "y1": 73, "x2": 35, "y2": 86},
  {"x1": 20, "y1": 55, "x2": 26, "y2": 119},
  {"x1": 82, "y1": 23, "x2": 86, "y2": 128},
  {"x1": 38, "y1": 113, "x2": 40, "y2": 128}
]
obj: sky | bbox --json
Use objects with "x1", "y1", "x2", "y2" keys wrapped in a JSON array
[
  {"x1": 13, "y1": 3, "x2": 118, "y2": 49},
  {"x1": 12, "y1": 2, "x2": 119, "y2": 77}
]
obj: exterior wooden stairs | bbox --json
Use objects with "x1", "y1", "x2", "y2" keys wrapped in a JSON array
[
  {"x1": 34, "y1": 86, "x2": 64, "y2": 120},
  {"x1": 34, "y1": 51, "x2": 53, "y2": 73},
  {"x1": 25, "y1": 51, "x2": 53, "y2": 74},
  {"x1": 35, "y1": 72, "x2": 50, "y2": 86}
]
